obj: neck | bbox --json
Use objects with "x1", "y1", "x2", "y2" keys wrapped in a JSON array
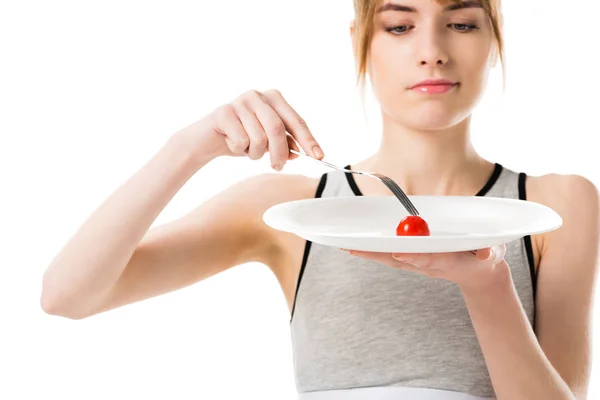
[{"x1": 359, "y1": 115, "x2": 494, "y2": 196}]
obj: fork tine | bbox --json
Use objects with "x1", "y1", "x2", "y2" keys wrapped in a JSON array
[
  {"x1": 380, "y1": 178, "x2": 402, "y2": 199},
  {"x1": 380, "y1": 177, "x2": 419, "y2": 216},
  {"x1": 388, "y1": 183, "x2": 417, "y2": 214},
  {"x1": 396, "y1": 189, "x2": 418, "y2": 216},
  {"x1": 384, "y1": 178, "x2": 419, "y2": 216},
  {"x1": 399, "y1": 191, "x2": 419, "y2": 215}
]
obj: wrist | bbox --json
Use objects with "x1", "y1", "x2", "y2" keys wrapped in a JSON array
[
  {"x1": 162, "y1": 131, "x2": 213, "y2": 177},
  {"x1": 459, "y1": 261, "x2": 513, "y2": 300},
  {"x1": 167, "y1": 126, "x2": 219, "y2": 171}
]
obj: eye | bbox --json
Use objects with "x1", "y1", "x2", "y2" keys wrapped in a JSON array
[
  {"x1": 449, "y1": 23, "x2": 479, "y2": 32},
  {"x1": 385, "y1": 25, "x2": 413, "y2": 35}
]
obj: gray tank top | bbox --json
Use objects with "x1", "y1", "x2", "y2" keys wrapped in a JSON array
[{"x1": 290, "y1": 163, "x2": 536, "y2": 398}]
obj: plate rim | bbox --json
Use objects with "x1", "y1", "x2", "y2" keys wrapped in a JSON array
[{"x1": 262, "y1": 194, "x2": 563, "y2": 240}]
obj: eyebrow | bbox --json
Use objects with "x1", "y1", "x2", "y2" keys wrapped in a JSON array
[{"x1": 376, "y1": 1, "x2": 483, "y2": 13}]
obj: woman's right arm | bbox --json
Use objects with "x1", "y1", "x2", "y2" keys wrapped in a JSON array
[{"x1": 40, "y1": 89, "x2": 323, "y2": 319}]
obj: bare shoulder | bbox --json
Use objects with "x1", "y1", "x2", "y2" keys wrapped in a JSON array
[
  {"x1": 526, "y1": 173, "x2": 599, "y2": 219},
  {"x1": 199, "y1": 171, "x2": 321, "y2": 212},
  {"x1": 237, "y1": 172, "x2": 322, "y2": 208},
  {"x1": 525, "y1": 172, "x2": 599, "y2": 262},
  {"x1": 217, "y1": 172, "x2": 322, "y2": 229},
  {"x1": 223, "y1": 171, "x2": 322, "y2": 256}
]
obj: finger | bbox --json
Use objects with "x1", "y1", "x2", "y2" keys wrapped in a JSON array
[
  {"x1": 342, "y1": 249, "x2": 420, "y2": 269},
  {"x1": 245, "y1": 92, "x2": 289, "y2": 168},
  {"x1": 489, "y1": 244, "x2": 506, "y2": 264},
  {"x1": 392, "y1": 253, "x2": 436, "y2": 269},
  {"x1": 475, "y1": 248, "x2": 492, "y2": 262},
  {"x1": 475, "y1": 245, "x2": 506, "y2": 264},
  {"x1": 216, "y1": 105, "x2": 250, "y2": 155},
  {"x1": 496, "y1": 244, "x2": 507, "y2": 261},
  {"x1": 287, "y1": 134, "x2": 300, "y2": 160},
  {"x1": 231, "y1": 104, "x2": 269, "y2": 161},
  {"x1": 262, "y1": 89, "x2": 324, "y2": 159},
  {"x1": 237, "y1": 94, "x2": 272, "y2": 161},
  {"x1": 263, "y1": 113, "x2": 290, "y2": 170},
  {"x1": 343, "y1": 249, "x2": 446, "y2": 277},
  {"x1": 392, "y1": 251, "x2": 476, "y2": 270}
]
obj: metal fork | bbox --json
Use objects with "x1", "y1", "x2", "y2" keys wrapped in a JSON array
[{"x1": 289, "y1": 149, "x2": 419, "y2": 216}]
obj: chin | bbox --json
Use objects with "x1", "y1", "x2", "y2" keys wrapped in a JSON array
[{"x1": 389, "y1": 102, "x2": 472, "y2": 132}]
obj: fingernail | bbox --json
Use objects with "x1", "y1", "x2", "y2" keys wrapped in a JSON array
[
  {"x1": 489, "y1": 245, "x2": 506, "y2": 263},
  {"x1": 272, "y1": 164, "x2": 282, "y2": 171},
  {"x1": 392, "y1": 254, "x2": 406, "y2": 262},
  {"x1": 312, "y1": 146, "x2": 323, "y2": 158},
  {"x1": 485, "y1": 248, "x2": 495, "y2": 262}
]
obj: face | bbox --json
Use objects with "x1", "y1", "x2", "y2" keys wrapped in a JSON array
[{"x1": 356, "y1": 0, "x2": 496, "y2": 131}]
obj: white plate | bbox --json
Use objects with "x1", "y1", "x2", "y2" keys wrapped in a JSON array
[{"x1": 263, "y1": 195, "x2": 562, "y2": 253}]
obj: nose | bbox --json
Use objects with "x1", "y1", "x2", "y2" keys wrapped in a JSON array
[
  {"x1": 419, "y1": 55, "x2": 448, "y2": 66},
  {"x1": 417, "y1": 30, "x2": 449, "y2": 67}
]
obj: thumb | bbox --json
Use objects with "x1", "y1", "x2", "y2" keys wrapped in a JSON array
[{"x1": 476, "y1": 244, "x2": 506, "y2": 264}]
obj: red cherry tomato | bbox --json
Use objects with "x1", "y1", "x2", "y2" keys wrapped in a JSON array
[{"x1": 396, "y1": 215, "x2": 430, "y2": 236}]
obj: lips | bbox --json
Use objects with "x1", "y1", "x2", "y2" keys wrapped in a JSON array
[{"x1": 409, "y1": 79, "x2": 458, "y2": 94}]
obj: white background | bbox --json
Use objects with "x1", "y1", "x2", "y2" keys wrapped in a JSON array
[{"x1": 1, "y1": 1, "x2": 599, "y2": 399}]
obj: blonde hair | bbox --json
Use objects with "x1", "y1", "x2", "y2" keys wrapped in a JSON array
[{"x1": 352, "y1": 0, "x2": 504, "y2": 88}]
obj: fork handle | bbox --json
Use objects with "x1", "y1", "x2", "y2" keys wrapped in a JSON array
[{"x1": 289, "y1": 149, "x2": 347, "y2": 172}]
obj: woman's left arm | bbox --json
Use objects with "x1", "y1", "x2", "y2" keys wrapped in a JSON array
[
  {"x1": 464, "y1": 174, "x2": 599, "y2": 400},
  {"x1": 346, "y1": 175, "x2": 599, "y2": 399}
]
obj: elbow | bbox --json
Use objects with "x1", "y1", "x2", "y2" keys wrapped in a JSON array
[
  {"x1": 40, "y1": 279, "x2": 90, "y2": 320},
  {"x1": 40, "y1": 292, "x2": 87, "y2": 320}
]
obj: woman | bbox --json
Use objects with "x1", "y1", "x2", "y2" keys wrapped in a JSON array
[{"x1": 40, "y1": 0, "x2": 598, "y2": 399}]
